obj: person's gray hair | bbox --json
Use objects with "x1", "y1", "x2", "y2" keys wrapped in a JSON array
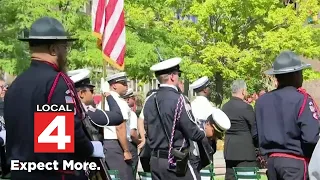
[
  {"x1": 231, "y1": 79, "x2": 247, "y2": 94},
  {"x1": 156, "y1": 74, "x2": 169, "y2": 84}
]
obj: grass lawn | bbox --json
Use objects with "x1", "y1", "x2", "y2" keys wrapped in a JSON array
[{"x1": 215, "y1": 175, "x2": 268, "y2": 180}]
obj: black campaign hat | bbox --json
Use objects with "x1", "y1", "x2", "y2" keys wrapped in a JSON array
[
  {"x1": 18, "y1": 17, "x2": 77, "y2": 42},
  {"x1": 265, "y1": 51, "x2": 311, "y2": 75}
]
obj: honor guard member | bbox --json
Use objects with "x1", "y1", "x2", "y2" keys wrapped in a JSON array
[
  {"x1": 144, "y1": 57, "x2": 209, "y2": 180},
  {"x1": 255, "y1": 51, "x2": 320, "y2": 180},
  {"x1": 189, "y1": 76, "x2": 213, "y2": 172},
  {"x1": 4, "y1": 17, "x2": 105, "y2": 180},
  {"x1": 189, "y1": 77, "x2": 231, "y2": 172},
  {"x1": 122, "y1": 88, "x2": 139, "y2": 175},
  {"x1": 100, "y1": 72, "x2": 134, "y2": 180},
  {"x1": 68, "y1": 69, "x2": 124, "y2": 127}
]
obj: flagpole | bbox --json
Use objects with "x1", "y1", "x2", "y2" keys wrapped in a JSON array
[{"x1": 101, "y1": 60, "x2": 107, "y2": 110}]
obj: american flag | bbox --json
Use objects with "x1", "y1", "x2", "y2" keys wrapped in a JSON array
[{"x1": 92, "y1": 0, "x2": 126, "y2": 70}]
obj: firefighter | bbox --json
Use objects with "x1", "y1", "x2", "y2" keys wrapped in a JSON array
[
  {"x1": 4, "y1": 17, "x2": 104, "y2": 180},
  {"x1": 255, "y1": 50, "x2": 320, "y2": 180}
]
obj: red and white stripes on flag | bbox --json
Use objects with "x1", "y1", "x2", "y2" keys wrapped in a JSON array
[{"x1": 92, "y1": 0, "x2": 126, "y2": 70}]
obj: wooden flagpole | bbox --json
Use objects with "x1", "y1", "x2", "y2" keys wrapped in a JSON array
[{"x1": 101, "y1": 60, "x2": 107, "y2": 110}]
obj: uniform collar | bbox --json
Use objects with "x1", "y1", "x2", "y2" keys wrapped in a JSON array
[
  {"x1": 159, "y1": 84, "x2": 178, "y2": 91},
  {"x1": 195, "y1": 95, "x2": 209, "y2": 101},
  {"x1": 110, "y1": 90, "x2": 121, "y2": 97},
  {"x1": 31, "y1": 60, "x2": 57, "y2": 70},
  {"x1": 231, "y1": 96, "x2": 244, "y2": 101}
]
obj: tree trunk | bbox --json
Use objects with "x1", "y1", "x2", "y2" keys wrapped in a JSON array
[{"x1": 214, "y1": 72, "x2": 223, "y2": 107}]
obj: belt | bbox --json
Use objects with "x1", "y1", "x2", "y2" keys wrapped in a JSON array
[
  {"x1": 269, "y1": 153, "x2": 309, "y2": 180},
  {"x1": 151, "y1": 150, "x2": 169, "y2": 159}
]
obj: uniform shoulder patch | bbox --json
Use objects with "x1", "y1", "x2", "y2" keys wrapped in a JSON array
[{"x1": 308, "y1": 101, "x2": 319, "y2": 120}]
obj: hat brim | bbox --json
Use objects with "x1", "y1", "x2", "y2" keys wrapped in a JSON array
[
  {"x1": 264, "y1": 63, "x2": 311, "y2": 75},
  {"x1": 18, "y1": 37, "x2": 78, "y2": 42}
]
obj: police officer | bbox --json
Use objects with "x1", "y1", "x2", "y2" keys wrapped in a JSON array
[
  {"x1": 189, "y1": 76, "x2": 231, "y2": 172},
  {"x1": 122, "y1": 88, "x2": 139, "y2": 176},
  {"x1": 144, "y1": 57, "x2": 209, "y2": 180},
  {"x1": 68, "y1": 69, "x2": 123, "y2": 127},
  {"x1": 255, "y1": 51, "x2": 320, "y2": 180},
  {"x1": 4, "y1": 17, "x2": 105, "y2": 180},
  {"x1": 100, "y1": 72, "x2": 134, "y2": 180}
]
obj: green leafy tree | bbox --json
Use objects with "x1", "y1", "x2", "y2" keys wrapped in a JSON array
[
  {"x1": 0, "y1": 0, "x2": 103, "y2": 76},
  {"x1": 128, "y1": 0, "x2": 320, "y2": 103},
  {"x1": 2, "y1": 0, "x2": 320, "y2": 105}
]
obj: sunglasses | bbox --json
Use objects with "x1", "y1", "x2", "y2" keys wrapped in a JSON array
[{"x1": 0, "y1": 85, "x2": 8, "y2": 89}]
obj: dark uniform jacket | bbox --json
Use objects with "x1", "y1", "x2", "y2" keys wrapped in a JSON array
[
  {"x1": 4, "y1": 61, "x2": 93, "y2": 172},
  {"x1": 222, "y1": 97, "x2": 258, "y2": 161},
  {"x1": 143, "y1": 86, "x2": 205, "y2": 151},
  {"x1": 255, "y1": 86, "x2": 320, "y2": 158}
]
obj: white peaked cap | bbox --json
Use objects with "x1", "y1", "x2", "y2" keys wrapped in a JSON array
[
  {"x1": 67, "y1": 69, "x2": 90, "y2": 83},
  {"x1": 208, "y1": 107, "x2": 231, "y2": 132},
  {"x1": 190, "y1": 76, "x2": 210, "y2": 90},
  {"x1": 122, "y1": 88, "x2": 134, "y2": 98},
  {"x1": 150, "y1": 57, "x2": 182, "y2": 72},
  {"x1": 106, "y1": 72, "x2": 127, "y2": 83}
]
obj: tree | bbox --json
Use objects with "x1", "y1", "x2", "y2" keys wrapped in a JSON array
[
  {"x1": 1, "y1": 0, "x2": 320, "y2": 104},
  {"x1": 0, "y1": 0, "x2": 103, "y2": 76},
  {"x1": 124, "y1": 0, "x2": 320, "y2": 105}
]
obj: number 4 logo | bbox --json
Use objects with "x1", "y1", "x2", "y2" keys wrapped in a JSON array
[{"x1": 34, "y1": 112, "x2": 74, "y2": 153}]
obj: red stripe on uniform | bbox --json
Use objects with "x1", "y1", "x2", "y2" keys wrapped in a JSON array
[{"x1": 270, "y1": 153, "x2": 309, "y2": 180}]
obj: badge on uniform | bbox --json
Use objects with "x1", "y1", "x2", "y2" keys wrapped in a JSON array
[
  {"x1": 65, "y1": 96, "x2": 74, "y2": 104},
  {"x1": 309, "y1": 101, "x2": 319, "y2": 120}
]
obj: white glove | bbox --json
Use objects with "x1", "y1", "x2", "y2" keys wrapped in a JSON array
[
  {"x1": 101, "y1": 79, "x2": 110, "y2": 93},
  {"x1": 0, "y1": 130, "x2": 6, "y2": 146},
  {"x1": 91, "y1": 141, "x2": 105, "y2": 158}
]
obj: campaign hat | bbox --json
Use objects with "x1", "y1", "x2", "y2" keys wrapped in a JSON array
[
  {"x1": 265, "y1": 51, "x2": 311, "y2": 75},
  {"x1": 18, "y1": 17, "x2": 77, "y2": 41}
]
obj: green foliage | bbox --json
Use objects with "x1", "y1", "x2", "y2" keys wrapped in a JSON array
[
  {"x1": 1, "y1": 0, "x2": 320, "y2": 102},
  {"x1": 125, "y1": 0, "x2": 320, "y2": 100},
  {"x1": 0, "y1": 0, "x2": 103, "y2": 76}
]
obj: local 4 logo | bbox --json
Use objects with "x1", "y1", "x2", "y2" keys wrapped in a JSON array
[{"x1": 34, "y1": 104, "x2": 74, "y2": 153}]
